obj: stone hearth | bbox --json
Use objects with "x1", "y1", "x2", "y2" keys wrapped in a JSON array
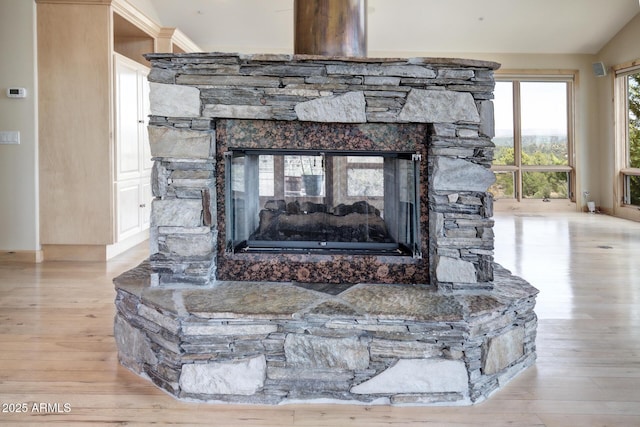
[
  {"x1": 115, "y1": 263, "x2": 537, "y2": 405},
  {"x1": 114, "y1": 52, "x2": 539, "y2": 405}
]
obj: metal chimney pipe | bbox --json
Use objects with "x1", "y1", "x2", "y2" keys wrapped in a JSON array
[{"x1": 294, "y1": 0, "x2": 367, "y2": 57}]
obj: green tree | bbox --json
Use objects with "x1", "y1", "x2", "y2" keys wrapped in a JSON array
[
  {"x1": 491, "y1": 145, "x2": 570, "y2": 199},
  {"x1": 490, "y1": 147, "x2": 514, "y2": 199},
  {"x1": 628, "y1": 73, "x2": 640, "y2": 204},
  {"x1": 489, "y1": 172, "x2": 514, "y2": 198},
  {"x1": 493, "y1": 146, "x2": 514, "y2": 166},
  {"x1": 522, "y1": 171, "x2": 568, "y2": 199}
]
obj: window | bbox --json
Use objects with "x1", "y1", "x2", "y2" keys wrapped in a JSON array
[
  {"x1": 346, "y1": 156, "x2": 384, "y2": 197},
  {"x1": 615, "y1": 67, "x2": 640, "y2": 210},
  {"x1": 490, "y1": 76, "x2": 575, "y2": 204}
]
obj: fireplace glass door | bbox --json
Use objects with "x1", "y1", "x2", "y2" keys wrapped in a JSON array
[{"x1": 225, "y1": 150, "x2": 421, "y2": 257}]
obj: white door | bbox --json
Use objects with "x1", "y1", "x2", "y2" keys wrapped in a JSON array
[
  {"x1": 114, "y1": 53, "x2": 152, "y2": 242},
  {"x1": 115, "y1": 55, "x2": 142, "y2": 181},
  {"x1": 116, "y1": 180, "x2": 142, "y2": 240}
]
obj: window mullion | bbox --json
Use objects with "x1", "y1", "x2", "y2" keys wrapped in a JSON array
[
  {"x1": 513, "y1": 81, "x2": 523, "y2": 201},
  {"x1": 567, "y1": 81, "x2": 575, "y2": 200}
]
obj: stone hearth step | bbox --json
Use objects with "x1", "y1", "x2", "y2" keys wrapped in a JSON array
[{"x1": 114, "y1": 262, "x2": 538, "y2": 405}]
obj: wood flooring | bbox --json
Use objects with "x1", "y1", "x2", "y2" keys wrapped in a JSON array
[{"x1": 1, "y1": 212, "x2": 640, "y2": 426}]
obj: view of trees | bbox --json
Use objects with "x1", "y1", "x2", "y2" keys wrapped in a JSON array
[
  {"x1": 491, "y1": 136, "x2": 569, "y2": 199},
  {"x1": 490, "y1": 73, "x2": 640, "y2": 204},
  {"x1": 490, "y1": 80, "x2": 571, "y2": 200},
  {"x1": 628, "y1": 72, "x2": 640, "y2": 205}
]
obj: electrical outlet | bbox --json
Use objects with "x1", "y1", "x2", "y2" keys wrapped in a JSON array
[{"x1": 0, "y1": 131, "x2": 20, "y2": 145}]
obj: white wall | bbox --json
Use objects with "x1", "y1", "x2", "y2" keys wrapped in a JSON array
[
  {"x1": 125, "y1": 0, "x2": 160, "y2": 24},
  {"x1": 0, "y1": 0, "x2": 39, "y2": 252}
]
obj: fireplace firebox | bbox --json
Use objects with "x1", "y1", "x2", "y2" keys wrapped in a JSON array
[{"x1": 226, "y1": 149, "x2": 421, "y2": 257}]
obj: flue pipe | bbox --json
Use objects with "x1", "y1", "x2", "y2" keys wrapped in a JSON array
[{"x1": 294, "y1": 0, "x2": 367, "y2": 57}]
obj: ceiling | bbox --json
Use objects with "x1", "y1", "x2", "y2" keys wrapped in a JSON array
[{"x1": 129, "y1": 0, "x2": 640, "y2": 56}]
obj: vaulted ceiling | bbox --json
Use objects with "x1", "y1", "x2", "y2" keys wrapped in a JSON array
[{"x1": 131, "y1": 0, "x2": 640, "y2": 55}]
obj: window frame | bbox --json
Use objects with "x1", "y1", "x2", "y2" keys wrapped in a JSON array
[
  {"x1": 491, "y1": 71, "x2": 577, "y2": 211},
  {"x1": 613, "y1": 62, "x2": 640, "y2": 221}
]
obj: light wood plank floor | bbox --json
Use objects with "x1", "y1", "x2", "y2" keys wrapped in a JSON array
[{"x1": 1, "y1": 212, "x2": 640, "y2": 426}]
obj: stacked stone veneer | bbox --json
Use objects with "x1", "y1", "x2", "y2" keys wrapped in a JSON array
[
  {"x1": 145, "y1": 52, "x2": 498, "y2": 290},
  {"x1": 115, "y1": 264, "x2": 538, "y2": 405},
  {"x1": 114, "y1": 53, "x2": 539, "y2": 405}
]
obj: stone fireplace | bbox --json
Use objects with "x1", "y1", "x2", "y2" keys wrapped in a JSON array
[{"x1": 113, "y1": 52, "x2": 539, "y2": 405}]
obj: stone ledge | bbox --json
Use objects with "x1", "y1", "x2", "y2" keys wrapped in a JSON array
[
  {"x1": 143, "y1": 52, "x2": 502, "y2": 70},
  {"x1": 114, "y1": 263, "x2": 537, "y2": 322}
]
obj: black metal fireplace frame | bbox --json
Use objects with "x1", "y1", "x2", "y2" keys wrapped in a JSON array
[{"x1": 224, "y1": 148, "x2": 422, "y2": 258}]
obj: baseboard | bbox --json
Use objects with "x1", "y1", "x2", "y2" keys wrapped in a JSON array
[
  {"x1": 0, "y1": 250, "x2": 44, "y2": 263},
  {"x1": 493, "y1": 199, "x2": 578, "y2": 212},
  {"x1": 41, "y1": 230, "x2": 150, "y2": 262},
  {"x1": 42, "y1": 245, "x2": 108, "y2": 261},
  {"x1": 598, "y1": 207, "x2": 613, "y2": 216},
  {"x1": 106, "y1": 230, "x2": 150, "y2": 259}
]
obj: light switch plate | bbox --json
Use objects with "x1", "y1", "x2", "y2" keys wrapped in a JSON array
[{"x1": 0, "y1": 131, "x2": 20, "y2": 145}]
